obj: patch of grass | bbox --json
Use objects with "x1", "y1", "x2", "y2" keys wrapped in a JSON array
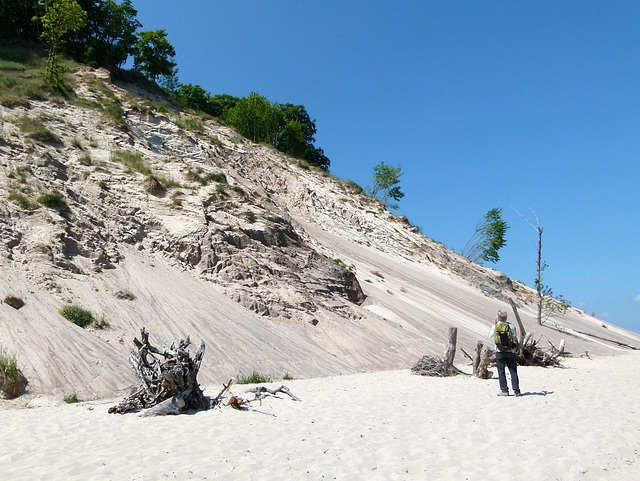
[
  {"x1": 0, "y1": 43, "x2": 53, "y2": 106},
  {"x1": 143, "y1": 175, "x2": 166, "y2": 195},
  {"x1": 154, "y1": 174, "x2": 181, "y2": 189},
  {"x1": 78, "y1": 153, "x2": 92, "y2": 166},
  {"x1": 14, "y1": 116, "x2": 61, "y2": 144},
  {"x1": 152, "y1": 101, "x2": 169, "y2": 114},
  {"x1": 71, "y1": 138, "x2": 84, "y2": 149},
  {"x1": 4, "y1": 296, "x2": 25, "y2": 309},
  {"x1": 207, "y1": 172, "x2": 227, "y2": 184},
  {"x1": 94, "y1": 316, "x2": 110, "y2": 329},
  {"x1": 64, "y1": 393, "x2": 79, "y2": 404},
  {"x1": 87, "y1": 136, "x2": 99, "y2": 148},
  {"x1": 237, "y1": 371, "x2": 272, "y2": 384},
  {"x1": 38, "y1": 191, "x2": 66, "y2": 209},
  {"x1": 59, "y1": 305, "x2": 94, "y2": 328},
  {"x1": 371, "y1": 270, "x2": 384, "y2": 279},
  {"x1": 8, "y1": 191, "x2": 37, "y2": 210},
  {"x1": 215, "y1": 184, "x2": 227, "y2": 196},
  {"x1": 282, "y1": 373, "x2": 294, "y2": 381},
  {"x1": 231, "y1": 185, "x2": 246, "y2": 197},
  {"x1": 0, "y1": 348, "x2": 18, "y2": 379},
  {"x1": 345, "y1": 179, "x2": 364, "y2": 194},
  {"x1": 111, "y1": 150, "x2": 151, "y2": 175},
  {"x1": 38, "y1": 191, "x2": 67, "y2": 209},
  {"x1": 175, "y1": 116, "x2": 205, "y2": 133},
  {"x1": 7, "y1": 166, "x2": 32, "y2": 183}
]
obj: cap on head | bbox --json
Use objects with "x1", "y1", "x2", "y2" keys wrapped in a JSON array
[{"x1": 497, "y1": 310, "x2": 508, "y2": 322}]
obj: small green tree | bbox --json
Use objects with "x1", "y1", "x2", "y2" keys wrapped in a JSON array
[
  {"x1": 225, "y1": 92, "x2": 280, "y2": 144},
  {"x1": 34, "y1": 0, "x2": 87, "y2": 89},
  {"x1": 365, "y1": 162, "x2": 404, "y2": 210},
  {"x1": 461, "y1": 208, "x2": 509, "y2": 264},
  {"x1": 133, "y1": 29, "x2": 177, "y2": 83}
]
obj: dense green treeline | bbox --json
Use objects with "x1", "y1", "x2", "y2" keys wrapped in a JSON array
[{"x1": 0, "y1": 0, "x2": 330, "y2": 170}]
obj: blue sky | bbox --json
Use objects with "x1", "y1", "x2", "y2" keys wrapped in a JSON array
[{"x1": 130, "y1": 1, "x2": 640, "y2": 333}]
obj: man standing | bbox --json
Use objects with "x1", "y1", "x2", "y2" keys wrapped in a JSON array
[{"x1": 489, "y1": 309, "x2": 521, "y2": 397}]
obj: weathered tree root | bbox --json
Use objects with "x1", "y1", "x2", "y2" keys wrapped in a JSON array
[{"x1": 109, "y1": 328, "x2": 210, "y2": 415}]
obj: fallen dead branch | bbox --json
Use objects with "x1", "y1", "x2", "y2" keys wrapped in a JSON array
[{"x1": 245, "y1": 385, "x2": 301, "y2": 401}]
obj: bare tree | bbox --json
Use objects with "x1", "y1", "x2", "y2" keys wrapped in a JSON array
[
  {"x1": 511, "y1": 207, "x2": 544, "y2": 325},
  {"x1": 511, "y1": 207, "x2": 570, "y2": 326}
]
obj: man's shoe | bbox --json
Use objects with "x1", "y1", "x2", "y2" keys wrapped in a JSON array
[
  {"x1": 497, "y1": 391, "x2": 509, "y2": 397},
  {"x1": 514, "y1": 391, "x2": 522, "y2": 397}
]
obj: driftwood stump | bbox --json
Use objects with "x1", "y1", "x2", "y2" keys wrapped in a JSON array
[
  {"x1": 472, "y1": 340, "x2": 483, "y2": 376},
  {"x1": 412, "y1": 327, "x2": 461, "y2": 377},
  {"x1": 109, "y1": 328, "x2": 210, "y2": 414}
]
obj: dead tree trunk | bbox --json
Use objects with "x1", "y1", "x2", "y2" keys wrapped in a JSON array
[
  {"x1": 442, "y1": 327, "x2": 458, "y2": 367},
  {"x1": 472, "y1": 340, "x2": 483, "y2": 376},
  {"x1": 508, "y1": 298, "x2": 527, "y2": 356},
  {"x1": 475, "y1": 348, "x2": 493, "y2": 379},
  {"x1": 109, "y1": 328, "x2": 210, "y2": 415},
  {"x1": 412, "y1": 327, "x2": 461, "y2": 377}
]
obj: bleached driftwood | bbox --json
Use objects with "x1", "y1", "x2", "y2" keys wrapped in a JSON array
[
  {"x1": 109, "y1": 328, "x2": 210, "y2": 415},
  {"x1": 245, "y1": 385, "x2": 301, "y2": 401}
]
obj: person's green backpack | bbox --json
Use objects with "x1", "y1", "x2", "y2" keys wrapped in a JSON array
[{"x1": 494, "y1": 321, "x2": 515, "y2": 351}]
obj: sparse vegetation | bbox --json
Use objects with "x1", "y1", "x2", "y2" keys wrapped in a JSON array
[
  {"x1": 0, "y1": 346, "x2": 27, "y2": 399},
  {"x1": 14, "y1": 116, "x2": 61, "y2": 144},
  {"x1": 9, "y1": 191, "x2": 37, "y2": 210},
  {"x1": 59, "y1": 305, "x2": 94, "y2": 328},
  {"x1": 215, "y1": 184, "x2": 227, "y2": 196},
  {"x1": 237, "y1": 371, "x2": 272, "y2": 384},
  {"x1": 371, "y1": 270, "x2": 384, "y2": 279},
  {"x1": 114, "y1": 290, "x2": 136, "y2": 301},
  {"x1": 38, "y1": 191, "x2": 67, "y2": 209},
  {"x1": 232, "y1": 186, "x2": 246, "y2": 197},
  {"x1": 4, "y1": 296, "x2": 25, "y2": 309},
  {"x1": 175, "y1": 116, "x2": 205, "y2": 133},
  {"x1": 78, "y1": 152, "x2": 92, "y2": 165},
  {"x1": 111, "y1": 149, "x2": 151, "y2": 175},
  {"x1": 345, "y1": 179, "x2": 364, "y2": 194},
  {"x1": 94, "y1": 316, "x2": 110, "y2": 329},
  {"x1": 282, "y1": 373, "x2": 294, "y2": 381},
  {"x1": 0, "y1": 348, "x2": 18, "y2": 379},
  {"x1": 64, "y1": 393, "x2": 79, "y2": 404}
]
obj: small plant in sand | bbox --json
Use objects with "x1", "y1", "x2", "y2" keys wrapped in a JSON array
[
  {"x1": 237, "y1": 371, "x2": 272, "y2": 384},
  {"x1": 0, "y1": 349, "x2": 18, "y2": 379},
  {"x1": 0, "y1": 347, "x2": 27, "y2": 399},
  {"x1": 4, "y1": 296, "x2": 25, "y2": 309},
  {"x1": 59, "y1": 305, "x2": 94, "y2": 328},
  {"x1": 64, "y1": 393, "x2": 79, "y2": 404}
]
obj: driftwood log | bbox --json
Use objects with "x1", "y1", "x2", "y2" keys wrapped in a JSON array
[
  {"x1": 412, "y1": 327, "x2": 461, "y2": 377},
  {"x1": 109, "y1": 328, "x2": 210, "y2": 414}
]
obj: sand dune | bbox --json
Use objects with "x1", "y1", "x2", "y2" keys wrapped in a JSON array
[{"x1": 2, "y1": 351, "x2": 639, "y2": 480}]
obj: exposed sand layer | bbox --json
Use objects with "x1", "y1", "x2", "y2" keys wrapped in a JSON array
[{"x1": 2, "y1": 352, "x2": 639, "y2": 480}]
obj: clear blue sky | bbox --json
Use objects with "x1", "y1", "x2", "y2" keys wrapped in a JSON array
[{"x1": 130, "y1": 1, "x2": 640, "y2": 333}]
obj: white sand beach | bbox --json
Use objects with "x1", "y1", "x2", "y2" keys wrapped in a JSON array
[{"x1": 2, "y1": 351, "x2": 639, "y2": 481}]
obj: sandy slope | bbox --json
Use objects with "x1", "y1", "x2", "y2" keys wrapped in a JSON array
[{"x1": 1, "y1": 352, "x2": 639, "y2": 480}]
